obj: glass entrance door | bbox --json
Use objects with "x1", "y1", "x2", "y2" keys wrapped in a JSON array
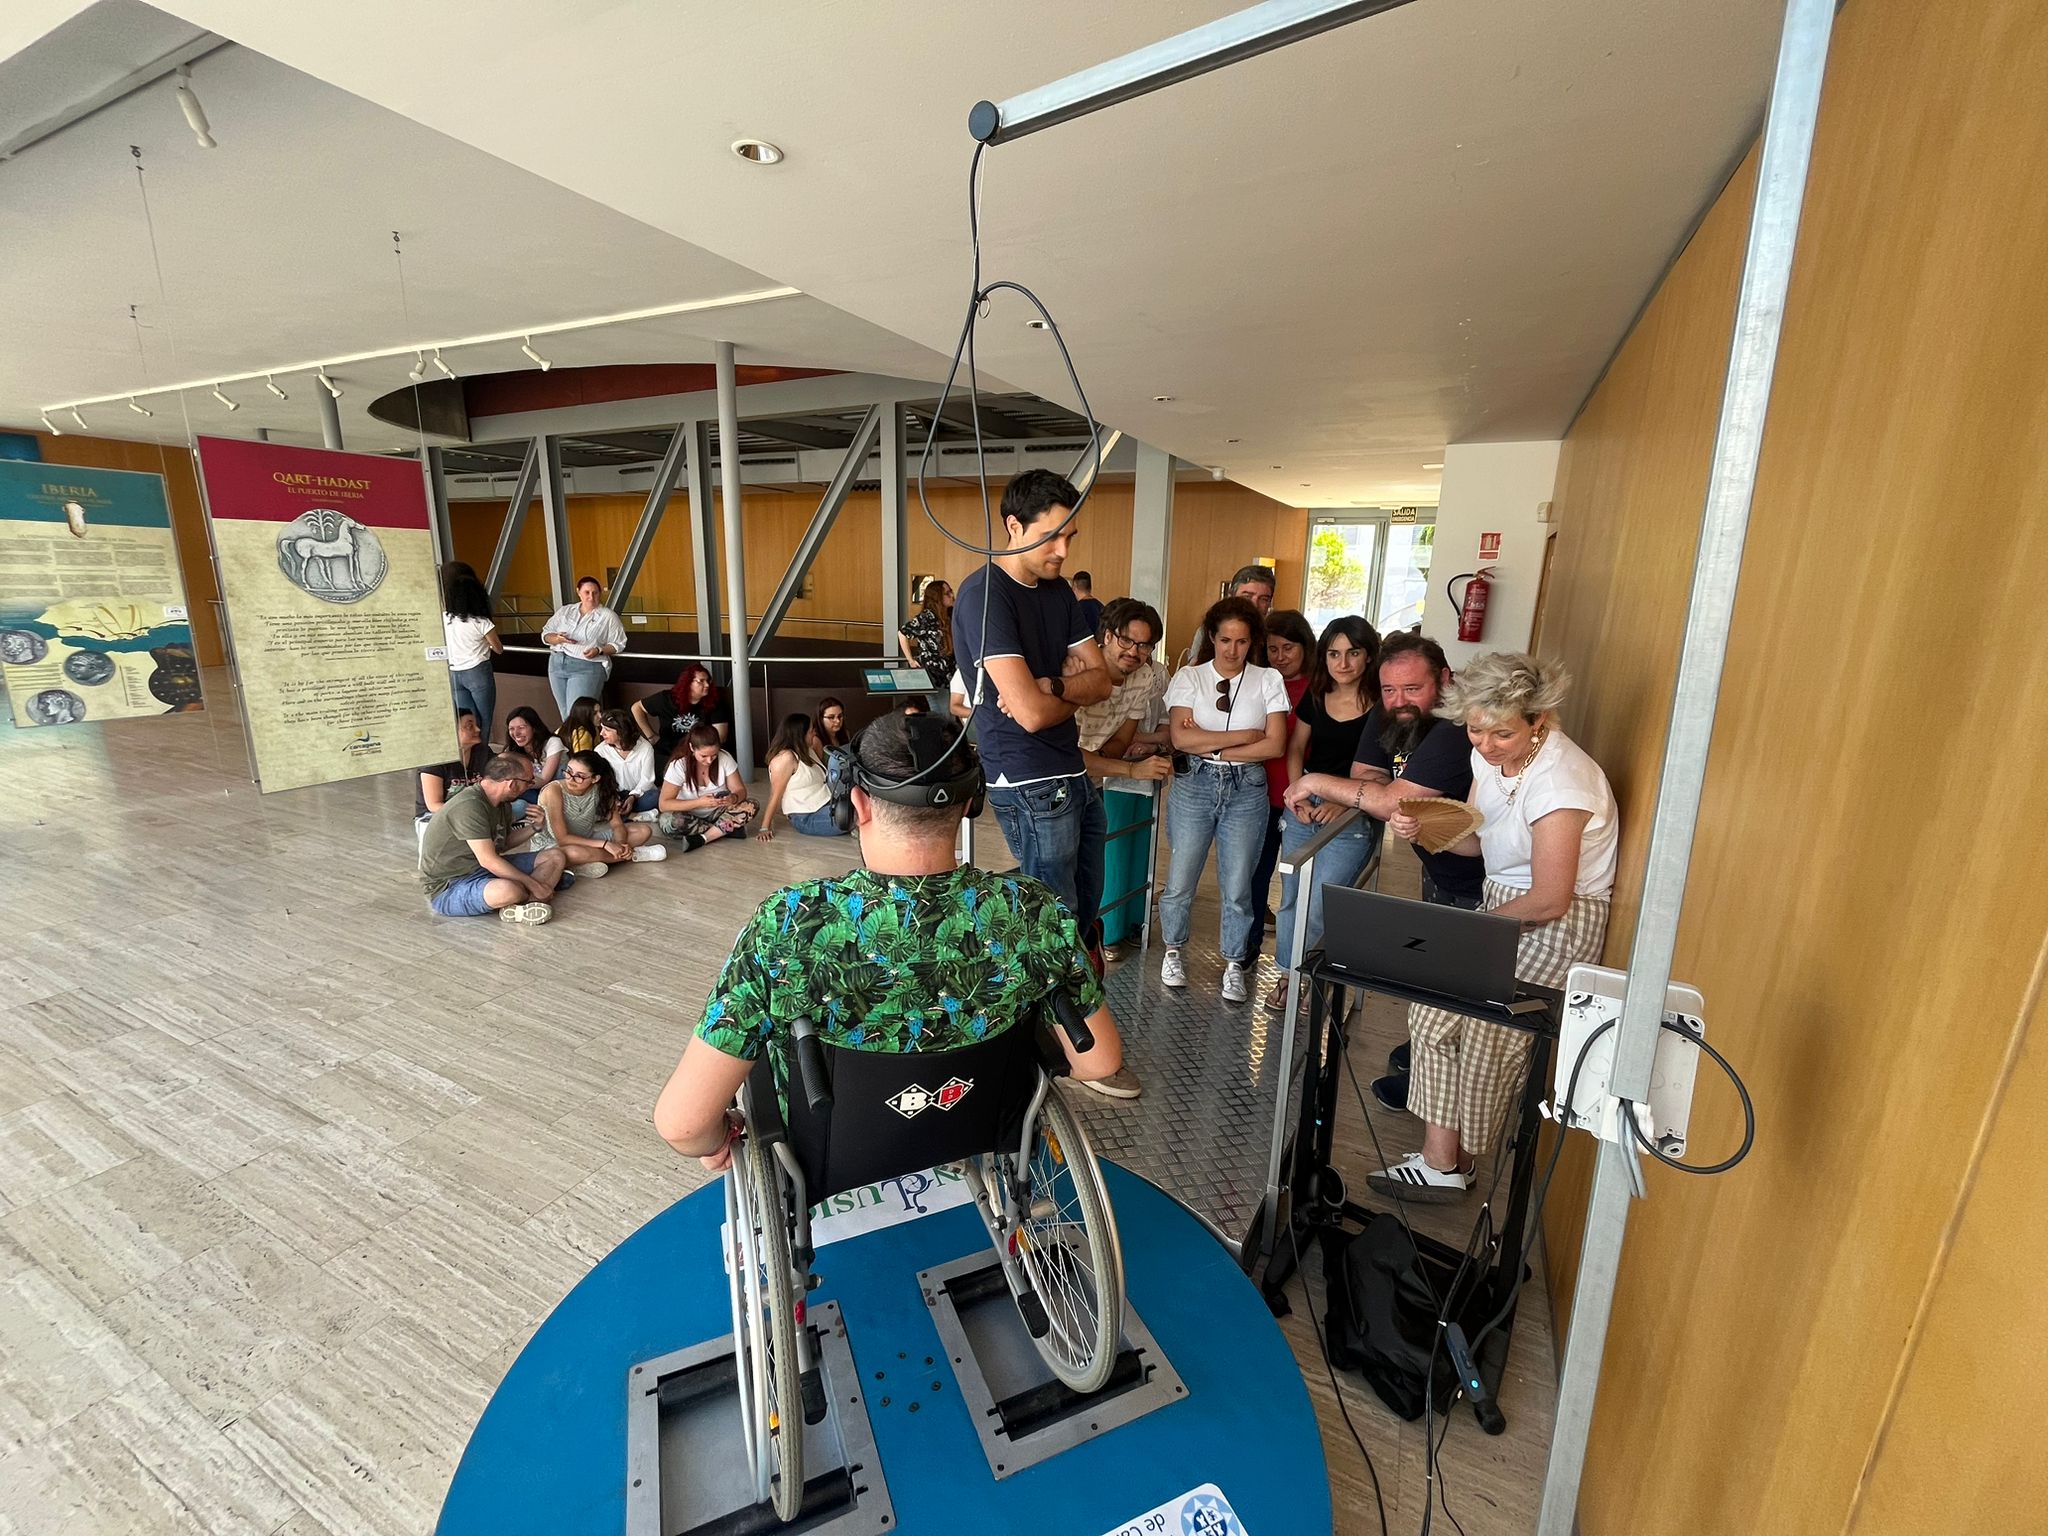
[{"x1": 1303, "y1": 511, "x2": 1437, "y2": 636}]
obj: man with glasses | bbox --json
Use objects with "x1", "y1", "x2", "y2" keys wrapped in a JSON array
[{"x1": 418, "y1": 750, "x2": 569, "y2": 925}]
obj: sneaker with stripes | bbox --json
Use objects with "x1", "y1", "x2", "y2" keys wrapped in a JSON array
[{"x1": 1365, "y1": 1152, "x2": 1472, "y2": 1203}]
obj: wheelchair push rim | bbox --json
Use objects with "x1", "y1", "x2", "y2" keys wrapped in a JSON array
[
  {"x1": 1000, "y1": 1086, "x2": 1125, "y2": 1394},
  {"x1": 728, "y1": 1129, "x2": 807, "y2": 1521}
]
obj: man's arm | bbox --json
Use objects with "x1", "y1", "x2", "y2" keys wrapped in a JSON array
[
  {"x1": 1053, "y1": 637, "x2": 1113, "y2": 707},
  {"x1": 466, "y1": 835, "x2": 548, "y2": 897},
  {"x1": 1083, "y1": 713, "x2": 1170, "y2": 781},
  {"x1": 985, "y1": 653, "x2": 1074, "y2": 732},
  {"x1": 653, "y1": 1037, "x2": 754, "y2": 1169}
]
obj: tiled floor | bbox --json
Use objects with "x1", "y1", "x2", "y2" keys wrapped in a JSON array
[{"x1": 0, "y1": 678, "x2": 1553, "y2": 1534}]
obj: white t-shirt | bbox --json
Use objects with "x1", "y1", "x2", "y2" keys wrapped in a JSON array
[
  {"x1": 443, "y1": 613, "x2": 496, "y2": 670},
  {"x1": 1163, "y1": 662, "x2": 1291, "y2": 756},
  {"x1": 663, "y1": 749, "x2": 741, "y2": 794},
  {"x1": 1469, "y1": 727, "x2": 1619, "y2": 896},
  {"x1": 506, "y1": 733, "x2": 563, "y2": 775},
  {"x1": 599, "y1": 739, "x2": 657, "y2": 798}
]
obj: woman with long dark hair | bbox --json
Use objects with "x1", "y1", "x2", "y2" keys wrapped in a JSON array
[
  {"x1": 1249, "y1": 608, "x2": 1319, "y2": 952},
  {"x1": 1267, "y1": 615, "x2": 1380, "y2": 1011},
  {"x1": 441, "y1": 562, "x2": 502, "y2": 734},
  {"x1": 898, "y1": 578, "x2": 957, "y2": 710},
  {"x1": 537, "y1": 750, "x2": 664, "y2": 875},
  {"x1": 755, "y1": 713, "x2": 846, "y2": 840},
  {"x1": 502, "y1": 706, "x2": 562, "y2": 785},
  {"x1": 657, "y1": 723, "x2": 757, "y2": 850},
  {"x1": 598, "y1": 707, "x2": 660, "y2": 814},
  {"x1": 559, "y1": 696, "x2": 602, "y2": 756},
  {"x1": 812, "y1": 697, "x2": 851, "y2": 752},
  {"x1": 1158, "y1": 596, "x2": 1291, "y2": 1003}
]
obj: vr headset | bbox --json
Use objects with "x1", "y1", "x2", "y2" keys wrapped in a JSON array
[{"x1": 827, "y1": 712, "x2": 987, "y2": 834}]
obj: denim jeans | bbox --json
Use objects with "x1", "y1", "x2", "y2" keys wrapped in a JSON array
[
  {"x1": 1159, "y1": 760, "x2": 1269, "y2": 963},
  {"x1": 626, "y1": 786, "x2": 661, "y2": 815},
  {"x1": 787, "y1": 805, "x2": 846, "y2": 837},
  {"x1": 547, "y1": 651, "x2": 609, "y2": 717},
  {"x1": 449, "y1": 663, "x2": 496, "y2": 739},
  {"x1": 1273, "y1": 799, "x2": 1385, "y2": 969},
  {"x1": 988, "y1": 775, "x2": 1105, "y2": 938}
]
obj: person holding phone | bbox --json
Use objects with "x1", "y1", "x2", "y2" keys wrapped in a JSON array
[{"x1": 657, "y1": 723, "x2": 757, "y2": 849}]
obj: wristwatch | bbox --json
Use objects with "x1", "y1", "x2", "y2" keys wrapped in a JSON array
[{"x1": 1048, "y1": 674, "x2": 1067, "y2": 700}]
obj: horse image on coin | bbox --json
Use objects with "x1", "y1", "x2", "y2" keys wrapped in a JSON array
[{"x1": 276, "y1": 508, "x2": 386, "y2": 604}]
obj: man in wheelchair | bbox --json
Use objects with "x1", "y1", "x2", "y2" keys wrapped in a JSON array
[{"x1": 653, "y1": 710, "x2": 1129, "y2": 1520}]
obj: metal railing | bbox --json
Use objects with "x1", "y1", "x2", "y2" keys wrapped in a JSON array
[{"x1": 495, "y1": 605, "x2": 885, "y2": 644}]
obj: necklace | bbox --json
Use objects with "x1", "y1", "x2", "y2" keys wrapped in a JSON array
[{"x1": 1498, "y1": 729, "x2": 1548, "y2": 805}]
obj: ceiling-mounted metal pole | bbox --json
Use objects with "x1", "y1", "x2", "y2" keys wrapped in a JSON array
[
  {"x1": 316, "y1": 387, "x2": 343, "y2": 451},
  {"x1": 968, "y1": 0, "x2": 1419, "y2": 145},
  {"x1": 715, "y1": 341, "x2": 755, "y2": 780},
  {"x1": 1536, "y1": 0, "x2": 1836, "y2": 1529}
]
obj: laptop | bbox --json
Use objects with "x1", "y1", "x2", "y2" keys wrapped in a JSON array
[{"x1": 1318, "y1": 886, "x2": 1545, "y2": 1019}]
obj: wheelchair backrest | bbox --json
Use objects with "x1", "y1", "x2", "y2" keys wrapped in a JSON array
[{"x1": 783, "y1": 1021, "x2": 1051, "y2": 1201}]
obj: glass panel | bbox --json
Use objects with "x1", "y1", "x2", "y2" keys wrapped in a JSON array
[
  {"x1": 1377, "y1": 522, "x2": 1436, "y2": 634},
  {"x1": 1302, "y1": 521, "x2": 1379, "y2": 635}
]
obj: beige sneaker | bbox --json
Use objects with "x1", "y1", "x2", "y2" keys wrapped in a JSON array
[
  {"x1": 1081, "y1": 1066, "x2": 1142, "y2": 1100},
  {"x1": 573, "y1": 860, "x2": 609, "y2": 878},
  {"x1": 499, "y1": 901, "x2": 552, "y2": 925}
]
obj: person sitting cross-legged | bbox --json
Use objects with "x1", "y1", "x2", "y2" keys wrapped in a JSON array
[
  {"x1": 537, "y1": 750, "x2": 666, "y2": 876},
  {"x1": 657, "y1": 723, "x2": 758, "y2": 849},
  {"x1": 652, "y1": 710, "x2": 1127, "y2": 1174},
  {"x1": 418, "y1": 751, "x2": 567, "y2": 925}
]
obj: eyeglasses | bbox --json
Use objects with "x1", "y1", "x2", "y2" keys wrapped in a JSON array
[
  {"x1": 1109, "y1": 630, "x2": 1154, "y2": 657},
  {"x1": 562, "y1": 769, "x2": 593, "y2": 783}
]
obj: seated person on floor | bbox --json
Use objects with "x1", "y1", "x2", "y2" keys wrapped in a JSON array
[
  {"x1": 414, "y1": 709, "x2": 492, "y2": 827},
  {"x1": 536, "y1": 750, "x2": 666, "y2": 875},
  {"x1": 418, "y1": 750, "x2": 567, "y2": 925},
  {"x1": 559, "y1": 695, "x2": 603, "y2": 756},
  {"x1": 502, "y1": 706, "x2": 563, "y2": 791},
  {"x1": 657, "y1": 724, "x2": 758, "y2": 848},
  {"x1": 653, "y1": 710, "x2": 1125, "y2": 1170},
  {"x1": 756, "y1": 712, "x2": 847, "y2": 841},
  {"x1": 597, "y1": 707, "x2": 660, "y2": 814}
]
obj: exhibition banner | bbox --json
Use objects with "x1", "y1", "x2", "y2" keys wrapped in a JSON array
[
  {"x1": 196, "y1": 437, "x2": 453, "y2": 794},
  {"x1": 0, "y1": 459, "x2": 201, "y2": 728}
]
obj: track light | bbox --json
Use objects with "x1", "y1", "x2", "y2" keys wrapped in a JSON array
[
  {"x1": 211, "y1": 384, "x2": 239, "y2": 412},
  {"x1": 68, "y1": 408, "x2": 88, "y2": 431},
  {"x1": 264, "y1": 375, "x2": 288, "y2": 400},
  {"x1": 316, "y1": 369, "x2": 342, "y2": 399},
  {"x1": 431, "y1": 348, "x2": 456, "y2": 379},
  {"x1": 520, "y1": 336, "x2": 551, "y2": 371},
  {"x1": 173, "y1": 68, "x2": 217, "y2": 150},
  {"x1": 127, "y1": 397, "x2": 153, "y2": 417},
  {"x1": 408, "y1": 350, "x2": 427, "y2": 382},
  {"x1": 41, "y1": 411, "x2": 62, "y2": 436}
]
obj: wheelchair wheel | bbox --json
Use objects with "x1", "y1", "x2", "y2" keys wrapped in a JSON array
[
  {"x1": 1004, "y1": 1085, "x2": 1125, "y2": 1394},
  {"x1": 730, "y1": 1130, "x2": 805, "y2": 1521}
]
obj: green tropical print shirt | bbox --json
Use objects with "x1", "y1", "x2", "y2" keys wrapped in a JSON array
[{"x1": 696, "y1": 867, "x2": 1105, "y2": 1086}]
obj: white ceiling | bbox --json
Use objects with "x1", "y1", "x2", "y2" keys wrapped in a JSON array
[{"x1": 3, "y1": 0, "x2": 1788, "y2": 502}]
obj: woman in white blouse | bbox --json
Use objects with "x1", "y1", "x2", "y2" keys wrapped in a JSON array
[
  {"x1": 1158, "y1": 596, "x2": 1292, "y2": 1003},
  {"x1": 540, "y1": 575, "x2": 627, "y2": 716},
  {"x1": 597, "y1": 708, "x2": 660, "y2": 815},
  {"x1": 1374, "y1": 652, "x2": 1620, "y2": 1201}
]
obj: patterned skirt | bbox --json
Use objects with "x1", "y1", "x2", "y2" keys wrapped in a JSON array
[
  {"x1": 659, "y1": 804, "x2": 755, "y2": 840},
  {"x1": 1405, "y1": 879, "x2": 1611, "y2": 1156}
]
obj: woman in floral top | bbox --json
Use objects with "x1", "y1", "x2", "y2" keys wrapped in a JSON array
[{"x1": 898, "y1": 578, "x2": 956, "y2": 708}]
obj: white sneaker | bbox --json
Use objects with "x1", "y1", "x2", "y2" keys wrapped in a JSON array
[
  {"x1": 1366, "y1": 1152, "x2": 1473, "y2": 1204},
  {"x1": 574, "y1": 860, "x2": 609, "y2": 878},
  {"x1": 1220, "y1": 961, "x2": 1249, "y2": 1004},
  {"x1": 499, "y1": 901, "x2": 552, "y2": 926},
  {"x1": 627, "y1": 810, "x2": 659, "y2": 823},
  {"x1": 629, "y1": 843, "x2": 668, "y2": 862},
  {"x1": 1161, "y1": 949, "x2": 1187, "y2": 989}
]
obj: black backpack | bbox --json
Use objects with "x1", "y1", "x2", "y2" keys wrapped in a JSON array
[{"x1": 1319, "y1": 1215, "x2": 1462, "y2": 1421}]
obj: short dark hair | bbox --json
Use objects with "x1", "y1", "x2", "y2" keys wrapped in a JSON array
[
  {"x1": 1071, "y1": 570, "x2": 1092, "y2": 589},
  {"x1": 999, "y1": 468, "x2": 1082, "y2": 534},
  {"x1": 1230, "y1": 564, "x2": 1277, "y2": 595},
  {"x1": 456, "y1": 709, "x2": 478, "y2": 724},
  {"x1": 481, "y1": 751, "x2": 532, "y2": 783},
  {"x1": 856, "y1": 710, "x2": 972, "y2": 834},
  {"x1": 1263, "y1": 608, "x2": 1316, "y2": 660},
  {"x1": 575, "y1": 574, "x2": 601, "y2": 591},
  {"x1": 1376, "y1": 627, "x2": 1450, "y2": 677},
  {"x1": 1100, "y1": 596, "x2": 1163, "y2": 646}
]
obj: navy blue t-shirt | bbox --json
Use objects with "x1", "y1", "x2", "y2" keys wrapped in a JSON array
[
  {"x1": 1354, "y1": 708, "x2": 1486, "y2": 903},
  {"x1": 1074, "y1": 596, "x2": 1104, "y2": 638},
  {"x1": 953, "y1": 564, "x2": 1089, "y2": 784}
]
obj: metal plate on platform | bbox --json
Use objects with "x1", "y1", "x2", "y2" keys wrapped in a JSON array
[
  {"x1": 624, "y1": 1301, "x2": 893, "y2": 1536},
  {"x1": 918, "y1": 1252, "x2": 1187, "y2": 1480}
]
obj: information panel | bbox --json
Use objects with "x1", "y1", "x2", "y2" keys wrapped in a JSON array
[
  {"x1": 0, "y1": 459, "x2": 201, "y2": 728},
  {"x1": 196, "y1": 437, "x2": 453, "y2": 793}
]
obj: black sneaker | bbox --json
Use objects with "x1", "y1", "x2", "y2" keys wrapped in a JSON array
[
  {"x1": 1370, "y1": 1072, "x2": 1411, "y2": 1114},
  {"x1": 1387, "y1": 1041, "x2": 1412, "y2": 1076}
]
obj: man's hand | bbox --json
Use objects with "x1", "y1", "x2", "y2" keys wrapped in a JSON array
[
  {"x1": 1283, "y1": 780, "x2": 1315, "y2": 814},
  {"x1": 1388, "y1": 810, "x2": 1421, "y2": 843},
  {"x1": 1061, "y1": 650, "x2": 1090, "y2": 678},
  {"x1": 524, "y1": 804, "x2": 546, "y2": 830},
  {"x1": 524, "y1": 876, "x2": 554, "y2": 901},
  {"x1": 1128, "y1": 754, "x2": 1171, "y2": 781}
]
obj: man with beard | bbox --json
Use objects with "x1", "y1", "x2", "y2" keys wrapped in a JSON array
[{"x1": 1280, "y1": 629, "x2": 1483, "y2": 1108}]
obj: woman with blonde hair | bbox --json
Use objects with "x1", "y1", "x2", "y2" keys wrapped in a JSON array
[{"x1": 1372, "y1": 652, "x2": 1619, "y2": 1201}]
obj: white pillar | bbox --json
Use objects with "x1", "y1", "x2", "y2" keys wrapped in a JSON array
[
  {"x1": 1430, "y1": 441, "x2": 1563, "y2": 667},
  {"x1": 715, "y1": 341, "x2": 754, "y2": 778},
  {"x1": 316, "y1": 388, "x2": 343, "y2": 451},
  {"x1": 1130, "y1": 441, "x2": 1175, "y2": 612}
]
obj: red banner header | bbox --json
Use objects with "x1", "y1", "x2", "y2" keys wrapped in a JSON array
[{"x1": 196, "y1": 437, "x2": 430, "y2": 532}]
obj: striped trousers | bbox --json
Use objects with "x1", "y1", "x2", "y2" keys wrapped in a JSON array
[{"x1": 1405, "y1": 880, "x2": 1611, "y2": 1156}]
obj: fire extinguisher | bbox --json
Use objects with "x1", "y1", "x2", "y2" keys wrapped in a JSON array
[{"x1": 1447, "y1": 567, "x2": 1496, "y2": 643}]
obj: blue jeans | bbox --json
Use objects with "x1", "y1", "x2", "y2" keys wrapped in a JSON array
[
  {"x1": 449, "y1": 662, "x2": 496, "y2": 738},
  {"x1": 787, "y1": 805, "x2": 846, "y2": 837},
  {"x1": 1160, "y1": 760, "x2": 1269, "y2": 963},
  {"x1": 428, "y1": 850, "x2": 544, "y2": 917},
  {"x1": 547, "y1": 651, "x2": 609, "y2": 717},
  {"x1": 988, "y1": 775, "x2": 1105, "y2": 939},
  {"x1": 626, "y1": 786, "x2": 661, "y2": 814},
  {"x1": 1274, "y1": 800, "x2": 1385, "y2": 969}
]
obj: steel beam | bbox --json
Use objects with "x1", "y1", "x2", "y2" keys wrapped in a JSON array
[
  {"x1": 684, "y1": 421, "x2": 721, "y2": 648},
  {"x1": 1536, "y1": 1, "x2": 1836, "y2": 1531},
  {"x1": 715, "y1": 343, "x2": 755, "y2": 778},
  {"x1": 753, "y1": 404, "x2": 883, "y2": 652},
  {"x1": 968, "y1": 0, "x2": 1419, "y2": 145},
  {"x1": 928, "y1": 394, "x2": 1044, "y2": 440},
  {"x1": 420, "y1": 445, "x2": 454, "y2": 568},
  {"x1": 610, "y1": 425, "x2": 688, "y2": 612},
  {"x1": 737, "y1": 417, "x2": 857, "y2": 452},
  {"x1": 484, "y1": 439, "x2": 541, "y2": 601},
  {"x1": 879, "y1": 402, "x2": 909, "y2": 657},
  {"x1": 536, "y1": 434, "x2": 575, "y2": 611},
  {"x1": 1130, "y1": 441, "x2": 1175, "y2": 613}
]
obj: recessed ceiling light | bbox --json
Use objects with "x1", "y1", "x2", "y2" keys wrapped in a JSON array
[
  {"x1": 1024, "y1": 318, "x2": 1051, "y2": 330},
  {"x1": 1226, "y1": 438, "x2": 1240, "y2": 444},
  {"x1": 1152, "y1": 395, "x2": 1174, "y2": 403},
  {"x1": 1300, "y1": 483, "x2": 1311, "y2": 488},
  {"x1": 1423, "y1": 461, "x2": 1443, "y2": 469},
  {"x1": 731, "y1": 138, "x2": 784, "y2": 165}
]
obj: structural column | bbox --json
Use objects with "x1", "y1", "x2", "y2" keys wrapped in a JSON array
[
  {"x1": 535, "y1": 434, "x2": 574, "y2": 611},
  {"x1": 715, "y1": 341, "x2": 754, "y2": 778},
  {"x1": 1130, "y1": 440, "x2": 1176, "y2": 614},
  {"x1": 316, "y1": 388, "x2": 343, "y2": 451},
  {"x1": 684, "y1": 422, "x2": 721, "y2": 649},
  {"x1": 879, "y1": 402, "x2": 908, "y2": 656},
  {"x1": 420, "y1": 445, "x2": 454, "y2": 568}
]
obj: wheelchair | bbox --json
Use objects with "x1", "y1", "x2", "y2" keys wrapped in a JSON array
[{"x1": 722, "y1": 991, "x2": 1124, "y2": 1522}]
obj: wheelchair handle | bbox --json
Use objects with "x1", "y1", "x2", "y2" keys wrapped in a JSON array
[
  {"x1": 1051, "y1": 990, "x2": 1096, "y2": 1053},
  {"x1": 790, "y1": 1014, "x2": 833, "y2": 1115}
]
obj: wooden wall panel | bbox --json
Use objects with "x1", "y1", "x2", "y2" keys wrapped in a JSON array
[
  {"x1": 25, "y1": 433, "x2": 224, "y2": 668},
  {"x1": 1538, "y1": 2, "x2": 2048, "y2": 1533}
]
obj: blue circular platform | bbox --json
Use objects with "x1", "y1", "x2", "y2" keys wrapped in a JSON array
[{"x1": 437, "y1": 1161, "x2": 1331, "y2": 1533}]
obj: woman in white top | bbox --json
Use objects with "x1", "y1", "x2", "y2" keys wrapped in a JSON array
[
  {"x1": 540, "y1": 575, "x2": 628, "y2": 716},
  {"x1": 1374, "y1": 652, "x2": 1620, "y2": 1201},
  {"x1": 597, "y1": 708, "x2": 660, "y2": 815},
  {"x1": 442, "y1": 564, "x2": 503, "y2": 736},
  {"x1": 756, "y1": 712, "x2": 847, "y2": 840},
  {"x1": 500, "y1": 705, "x2": 562, "y2": 816},
  {"x1": 1158, "y1": 596, "x2": 1293, "y2": 1003},
  {"x1": 656, "y1": 723, "x2": 758, "y2": 850}
]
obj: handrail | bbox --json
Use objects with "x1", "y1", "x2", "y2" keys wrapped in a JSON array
[
  {"x1": 1275, "y1": 804, "x2": 1365, "y2": 873},
  {"x1": 499, "y1": 641, "x2": 890, "y2": 666}
]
